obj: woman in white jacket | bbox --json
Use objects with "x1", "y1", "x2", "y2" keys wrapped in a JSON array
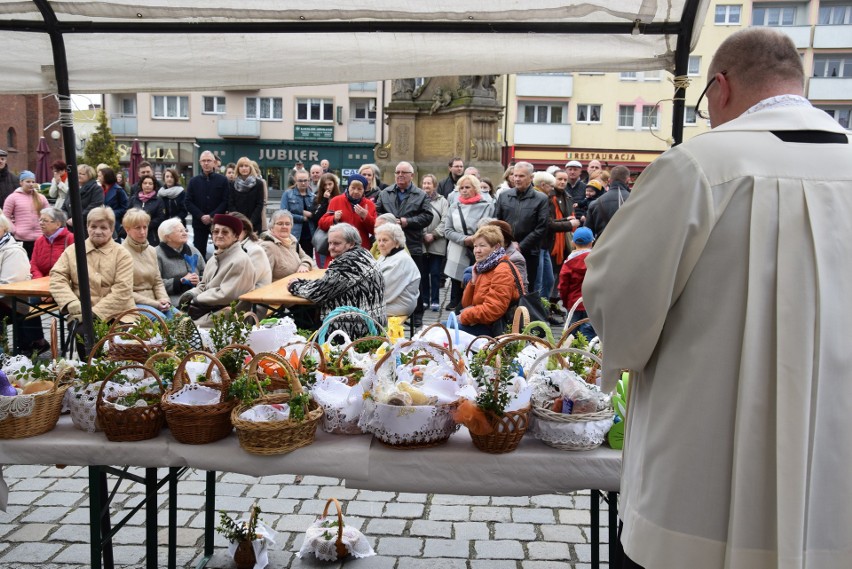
[{"x1": 374, "y1": 222, "x2": 420, "y2": 318}]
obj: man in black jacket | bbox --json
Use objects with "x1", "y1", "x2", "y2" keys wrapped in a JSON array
[
  {"x1": 586, "y1": 165, "x2": 631, "y2": 239},
  {"x1": 437, "y1": 157, "x2": 464, "y2": 198},
  {"x1": 493, "y1": 161, "x2": 549, "y2": 293},
  {"x1": 564, "y1": 160, "x2": 587, "y2": 207},
  {"x1": 374, "y1": 161, "x2": 434, "y2": 327},
  {"x1": 0, "y1": 149, "x2": 18, "y2": 208},
  {"x1": 186, "y1": 151, "x2": 229, "y2": 257}
]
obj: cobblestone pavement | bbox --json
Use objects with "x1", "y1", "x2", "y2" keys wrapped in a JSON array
[
  {"x1": 0, "y1": 466, "x2": 610, "y2": 569},
  {"x1": 1, "y1": 272, "x2": 613, "y2": 568}
]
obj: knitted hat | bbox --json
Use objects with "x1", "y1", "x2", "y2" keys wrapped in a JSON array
[
  {"x1": 212, "y1": 213, "x2": 243, "y2": 236},
  {"x1": 19, "y1": 170, "x2": 35, "y2": 181},
  {"x1": 573, "y1": 227, "x2": 595, "y2": 245},
  {"x1": 347, "y1": 174, "x2": 369, "y2": 189}
]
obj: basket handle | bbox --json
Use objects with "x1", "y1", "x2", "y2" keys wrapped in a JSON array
[
  {"x1": 321, "y1": 498, "x2": 345, "y2": 552},
  {"x1": 248, "y1": 351, "x2": 302, "y2": 395},
  {"x1": 464, "y1": 335, "x2": 497, "y2": 358},
  {"x1": 97, "y1": 363, "x2": 164, "y2": 406},
  {"x1": 564, "y1": 296, "x2": 584, "y2": 327},
  {"x1": 371, "y1": 339, "x2": 465, "y2": 380},
  {"x1": 511, "y1": 305, "x2": 531, "y2": 334},
  {"x1": 333, "y1": 336, "x2": 388, "y2": 369},
  {"x1": 297, "y1": 340, "x2": 327, "y2": 372},
  {"x1": 444, "y1": 312, "x2": 461, "y2": 346},
  {"x1": 521, "y1": 321, "x2": 556, "y2": 345},
  {"x1": 317, "y1": 306, "x2": 385, "y2": 344},
  {"x1": 50, "y1": 317, "x2": 59, "y2": 361},
  {"x1": 213, "y1": 343, "x2": 257, "y2": 378},
  {"x1": 527, "y1": 346, "x2": 603, "y2": 387},
  {"x1": 88, "y1": 331, "x2": 148, "y2": 364},
  {"x1": 106, "y1": 307, "x2": 171, "y2": 340},
  {"x1": 557, "y1": 317, "x2": 595, "y2": 347},
  {"x1": 173, "y1": 351, "x2": 230, "y2": 399},
  {"x1": 483, "y1": 333, "x2": 558, "y2": 365}
]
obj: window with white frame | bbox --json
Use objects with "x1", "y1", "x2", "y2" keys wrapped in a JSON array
[
  {"x1": 818, "y1": 106, "x2": 851, "y2": 129},
  {"x1": 642, "y1": 105, "x2": 659, "y2": 129},
  {"x1": 688, "y1": 56, "x2": 701, "y2": 76},
  {"x1": 684, "y1": 107, "x2": 697, "y2": 125},
  {"x1": 752, "y1": 4, "x2": 798, "y2": 26},
  {"x1": 576, "y1": 104, "x2": 602, "y2": 123},
  {"x1": 246, "y1": 97, "x2": 283, "y2": 120},
  {"x1": 352, "y1": 99, "x2": 377, "y2": 121},
  {"x1": 813, "y1": 55, "x2": 852, "y2": 77},
  {"x1": 120, "y1": 97, "x2": 136, "y2": 116},
  {"x1": 715, "y1": 4, "x2": 742, "y2": 24},
  {"x1": 152, "y1": 95, "x2": 189, "y2": 119},
  {"x1": 202, "y1": 96, "x2": 226, "y2": 114},
  {"x1": 519, "y1": 102, "x2": 567, "y2": 124},
  {"x1": 620, "y1": 70, "x2": 661, "y2": 82},
  {"x1": 297, "y1": 98, "x2": 334, "y2": 122},
  {"x1": 618, "y1": 105, "x2": 635, "y2": 128},
  {"x1": 819, "y1": 3, "x2": 852, "y2": 25}
]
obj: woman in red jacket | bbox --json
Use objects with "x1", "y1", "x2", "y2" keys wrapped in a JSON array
[
  {"x1": 458, "y1": 225, "x2": 520, "y2": 336},
  {"x1": 317, "y1": 173, "x2": 376, "y2": 250},
  {"x1": 30, "y1": 207, "x2": 74, "y2": 279}
]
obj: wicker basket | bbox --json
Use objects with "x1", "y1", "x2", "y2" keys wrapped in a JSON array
[
  {"x1": 359, "y1": 340, "x2": 464, "y2": 449},
  {"x1": 527, "y1": 347, "x2": 613, "y2": 451},
  {"x1": 322, "y1": 498, "x2": 349, "y2": 559},
  {"x1": 213, "y1": 343, "x2": 257, "y2": 381},
  {"x1": 104, "y1": 308, "x2": 170, "y2": 363},
  {"x1": 231, "y1": 351, "x2": 323, "y2": 455},
  {"x1": 96, "y1": 364, "x2": 166, "y2": 442},
  {"x1": 327, "y1": 335, "x2": 389, "y2": 387},
  {"x1": 0, "y1": 370, "x2": 71, "y2": 439},
  {"x1": 162, "y1": 351, "x2": 236, "y2": 444}
]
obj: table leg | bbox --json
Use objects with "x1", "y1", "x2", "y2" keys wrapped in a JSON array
[
  {"x1": 88, "y1": 467, "x2": 102, "y2": 569},
  {"x1": 10, "y1": 297, "x2": 19, "y2": 355},
  {"x1": 100, "y1": 469, "x2": 115, "y2": 569},
  {"x1": 608, "y1": 491, "x2": 622, "y2": 568},
  {"x1": 168, "y1": 467, "x2": 178, "y2": 569},
  {"x1": 195, "y1": 470, "x2": 216, "y2": 569},
  {"x1": 590, "y1": 489, "x2": 600, "y2": 569},
  {"x1": 145, "y1": 469, "x2": 157, "y2": 569}
]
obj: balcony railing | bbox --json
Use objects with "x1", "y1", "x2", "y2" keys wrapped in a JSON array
[
  {"x1": 217, "y1": 116, "x2": 261, "y2": 138},
  {"x1": 814, "y1": 24, "x2": 852, "y2": 49},
  {"x1": 775, "y1": 25, "x2": 811, "y2": 49},
  {"x1": 348, "y1": 120, "x2": 377, "y2": 141},
  {"x1": 109, "y1": 115, "x2": 137, "y2": 136},
  {"x1": 808, "y1": 77, "x2": 852, "y2": 101},
  {"x1": 513, "y1": 122, "x2": 571, "y2": 146},
  {"x1": 516, "y1": 74, "x2": 573, "y2": 98}
]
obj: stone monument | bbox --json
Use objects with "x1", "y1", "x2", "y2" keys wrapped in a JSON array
[{"x1": 376, "y1": 76, "x2": 504, "y2": 186}]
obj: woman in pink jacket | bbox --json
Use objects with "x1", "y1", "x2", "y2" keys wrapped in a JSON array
[{"x1": 3, "y1": 170, "x2": 49, "y2": 258}]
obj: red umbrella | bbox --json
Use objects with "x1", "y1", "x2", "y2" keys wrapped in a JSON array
[
  {"x1": 35, "y1": 137, "x2": 51, "y2": 183},
  {"x1": 129, "y1": 139, "x2": 143, "y2": 185}
]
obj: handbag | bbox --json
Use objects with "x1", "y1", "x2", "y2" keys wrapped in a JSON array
[
  {"x1": 185, "y1": 301, "x2": 222, "y2": 321},
  {"x1": 456, "y1": 206, "x2": 476, "y2": 265},
  {"x1": 312, "y1": 227, "x2": 330, "y2": 256},
  {"x1": 501, "y1": 260, "x2": 549, "y2": 333}
]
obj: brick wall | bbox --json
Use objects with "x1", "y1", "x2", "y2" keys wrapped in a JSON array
[{"x1": 0, "y1": 94, "x2": 64, "y2": 177}]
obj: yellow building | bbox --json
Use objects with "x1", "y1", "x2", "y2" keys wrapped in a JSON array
[{"x1": 503, "y1": 0, "x2": 852, "y2": 173}]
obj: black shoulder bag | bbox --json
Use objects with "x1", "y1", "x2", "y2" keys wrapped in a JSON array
[
  {"x1": 501, "y1": 260, "x2": 549, "y2": 333},
  {"x1": 456, "y1": 206, "x2": 477, "y2": 265}
]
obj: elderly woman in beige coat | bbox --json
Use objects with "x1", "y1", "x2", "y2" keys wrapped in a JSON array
[
  {"x1": 121, "y1": 208, "x2": 176, "y2": 320},
  {"x1": 178, "y1": 213, "x2": 255, "y2": 328},
  {"x1": 50, "y1": 206, "x2": 134, "y2": 323},
  {"x1": 261, "y1": 209, "x2": 314, "y2": 280}
]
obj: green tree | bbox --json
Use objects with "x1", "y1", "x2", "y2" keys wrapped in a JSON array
[{"x1": 81, "y1": 110, "x2": 120, "y2": 171}]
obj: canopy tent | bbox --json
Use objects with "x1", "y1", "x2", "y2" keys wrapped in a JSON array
[{"x1": 0, "y1": 0, "x2": 709, "y2": 351}]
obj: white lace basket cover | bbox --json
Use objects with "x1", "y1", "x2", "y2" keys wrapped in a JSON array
[
  {"x1": 310, "y1": 374, "x2": 366, "y2": 435},
  {"x1": 357, "y1": 340, "x2": 467, "y2": 447},
  {"x1": 226, "y1": 520, "x2": 276, "y2": 569},
  {"x1": 247, "y1": 317, "x2": 298, "y2": 354},
  {"x1": 297, "y1": 513, "x2": 374, "y2": 561},
  {"x1": 0, "y1": 393, "x2": 35, "y2": 420}
]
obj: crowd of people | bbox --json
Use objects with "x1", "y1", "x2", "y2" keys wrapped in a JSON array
[{"x1": 0, "y1": 141, "x2": 627, "y2": 352}]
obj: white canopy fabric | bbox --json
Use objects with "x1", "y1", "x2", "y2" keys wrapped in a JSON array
[{"x1": 1, "y1": 0, "x2": 709, "y2": 94}]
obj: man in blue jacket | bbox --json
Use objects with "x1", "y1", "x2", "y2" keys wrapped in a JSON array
[{"x1": 186, "y1": 150, "x2": 229, "y2": 257}]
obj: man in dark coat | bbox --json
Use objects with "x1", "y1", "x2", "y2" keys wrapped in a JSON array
[
  {"x1": 374, "y1": 161, "x2": 434, "y2": 327},
  {"x1": 564, "y1": 160, "x2": 587, "y2": 207},
  {"x1": 493, "y1": 161, "x2": 549, "y2": 293},
  {"x1": 586, "y1": 165, "x2": 631, "y2": 239},
  {"x1": 186, "y1": 150, "x2": 229, "y2": 257},
  {"x1": 0, "y1": 149, "x2": 18, "y2": 208},
  {"x1": 437, "y1": 157, "x2": 464, "y2": 198}
]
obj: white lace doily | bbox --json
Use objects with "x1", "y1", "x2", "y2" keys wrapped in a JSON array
[
  {"x1": 297, "y1": 517, "x2": 375, "y2": 561},
  {"x1": 529, "y1": 413, "x2": 613, "y2": 450},
  {"x1": 225, "y1": 521, "x2": 276, "y2": 569},
  {"x1": 0, "y1": 393, "x2": 35, "y2": 420}
]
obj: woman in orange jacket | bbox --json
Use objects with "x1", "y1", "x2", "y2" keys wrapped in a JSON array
[{"x1": 458, "y1": 225, "x2": 521, "y2": 336}]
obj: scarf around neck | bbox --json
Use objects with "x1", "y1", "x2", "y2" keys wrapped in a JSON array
[
  {"x1": 158, "y1": 185, "x2": 184, "y2": 199},
  {"x1": 345, "y1": 190, "x2": 363, "y2": 206},
  {"x1": 137, "y1": 189, "x2": 156, "y2": 203},
  {"x1": 234, "y1": 175, "x2": 257, "y2": 193},
  {"x1": 458, "y1": 193, "x2": 482, "y2": 205},
  {"x1": 474, "y1": 246, "x2": 506, "y2": 274}
]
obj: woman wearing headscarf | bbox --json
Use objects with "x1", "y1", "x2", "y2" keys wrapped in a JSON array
[
  {"x1": 317, "y1": 173, "x2": 376, "y2": 251},
  {"x1": 3, "y1": 170, "x2": 49, "y2": 258}
]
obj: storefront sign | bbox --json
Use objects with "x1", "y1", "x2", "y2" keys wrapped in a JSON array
[
  {"x1": 117, "y1": 143, "x2": 176, "y2": 160},
  {"x1": 294, "y1": 125, "x2": 334, "y2": 142},
  {"x1": 255, "y1": 148, "x2": 320, "y2": 162}
]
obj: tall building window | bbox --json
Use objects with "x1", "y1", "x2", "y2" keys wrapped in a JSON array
[
  {"x1": 152, "y1": 95, "x2": 189, "y2": 119},
  {"x1": 688, "y1": 56, "x2": 701, "y2": 76},
  {"x1": 715, "y1": 4, "x2": 742, "y2": 24},
  {"x1": 519, "y1": 102, "x2": 567, "y2": 124},
  {"x1": 684, "y1": 107, "x2": 698, "y2": 126},
  {"x1": 6, "y1": 127, "x2": 16, "y2": 149},
  {"x1": 819, "y1": 3, "x2": 852, "y2": 25},
  {"x1": 813, "y1": 55, "x2": 852, "y2": 77},
  {"x1": 202, "y1": 96, "x2": 226, "y2": 114},
  {"x1": 120, "y1": 97, "x2": 136, "y2": 116},
  {"x1": 576, "y1": 104, "x2": 601, "y2": 123},
  {"x1": 642, "y1": 105, "x2": 660, "y2": 129},
  {"x1": 619, "y1": 71, "x2": 661, "y2": 82},
  {"x1": 752, "y1": 4, "x2": 797, "y2": 26},
  {"x1": 352, "y1": 99, "x2": 377, "y2": 120},
  {"x1": 818, "y1": 107, "x2": 850, "y2": 129},
  {"x1": 618, "y1": 105, "x2": 635, "y2": 128},
  {"x1": 297, "y1": 98, "x2": 334, "y2": 122},
  {"x1": 246, "y1": 97, "x2": 283, "y2": 120}
]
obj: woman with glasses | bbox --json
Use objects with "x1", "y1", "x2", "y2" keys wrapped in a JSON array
[
  {"x1": 30, "y1": 207, "x2": 73, "y2": 279},
  {"x1": 156, "y1": 218, "x2": 206, "y2": 307}
]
